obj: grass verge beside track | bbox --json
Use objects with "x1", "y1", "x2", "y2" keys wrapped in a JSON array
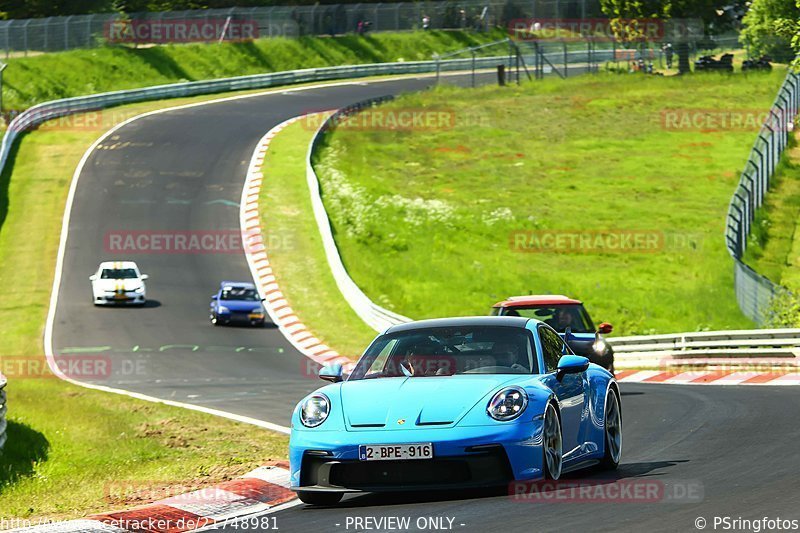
[
  {"x1": 313, "y1": 71, "x2": 786, "y2": 335},
  {"x1": 0, "y1": 91, "x2": 297, "y2": 520},
  {"x1": 258, "y1": 115, "x2": 377, "y2": 357},
  {"x1": 742, "y1": 134, "x2": 800, "y2": 292},
  {"x1": 2, "y1": 30, "x2": 505, "y2": 110}
]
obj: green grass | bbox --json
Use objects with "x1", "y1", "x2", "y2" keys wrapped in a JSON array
[
  {"x1": 259, "y1": 115, "x2": 377, "y2": 357},
  {"x1": 2, "y1": 30, "x2": 506, "y2": 110},
  {"x1": 313, "y1": 71, "x2": 787, "y2": 336},
  {"x1": 742, "y1": 136, "x2": 800, "y2": 290},
  {"x1": 0, "y1": 92, "x2": 298, "y2": 519}
]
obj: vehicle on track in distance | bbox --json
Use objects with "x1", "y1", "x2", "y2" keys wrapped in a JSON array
[
  {"x1": 89, "y1": 261, "x2": 148, "y2": 306},
  {"x1": 209, "y1": 281, "x2": 266, "y2": 326},
  {"x1": 289, "y1": 316, "x2": 621, "y2": 506},
  {"x1": 491, "y1": 295, "x2": 615, "y2": 372}
]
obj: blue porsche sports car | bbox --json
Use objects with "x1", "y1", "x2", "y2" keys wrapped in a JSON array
[
  {"x1": 289, "y1": 316, "x2": 622, "y2": 506},
  {"x1": 209, "y1": 281, "x2": 266, "y2": 326}
]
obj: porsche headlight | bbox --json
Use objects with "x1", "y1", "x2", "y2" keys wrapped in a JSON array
[
  {"x1": 133, "y1": 286, "x2": 144, "y2": 293},
  {"x1": 593, "y1": 337, "x2": 609, "y2": 355},
  {"x1": 300, "y1": 394, "x2": 330, "y2": 428},
  {"x1": 218, "y1": 305, "x2": 230, "y2": 314},
  {"x1": 251, "y1": 307, "x2": 264, "y2": 315},
  {"x1": 487, "y1": 386, "x2": 528, "y2": 421}
]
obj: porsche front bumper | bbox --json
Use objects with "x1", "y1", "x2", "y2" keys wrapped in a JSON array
[{"x1": 289, "y1": 421, "x2": 546, "y2": 493}]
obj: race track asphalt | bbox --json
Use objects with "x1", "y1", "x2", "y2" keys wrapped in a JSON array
[{"x1": 214, "y1": 382, "x2": 800, "y2": 532}]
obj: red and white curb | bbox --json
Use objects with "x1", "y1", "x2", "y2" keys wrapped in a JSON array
[
  {"x1": 10, "y1": 463, "x2": 296, "y2": 532},
  {"x1": 240, "y1": 114, "x2": 355, "y2": 373},
  {"x1": 616, "y1": 369, "x2": 800, "y2": 385}
]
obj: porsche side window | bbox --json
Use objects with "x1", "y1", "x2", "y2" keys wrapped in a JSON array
[
  {"x1": 367, "y1": 339, "x2": 397, "y2": 376},
  {"x1": 540, "y1": 326, "x2": 562, "y2": 373}
]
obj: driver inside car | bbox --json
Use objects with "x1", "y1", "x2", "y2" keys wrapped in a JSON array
[
  {"x1": 548, "y1": 308, "x2": 576, "y2": 332},
  {"x1": 491, "y1": 341, "x2": 528, "y2": 372}
]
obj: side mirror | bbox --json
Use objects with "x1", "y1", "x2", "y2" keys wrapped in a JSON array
[
  {"x1": 140, "y1": 274, "x2": 149, "y2": 281},
  {"x1": 563, "y1": 326, "x2": 574, "y2": 349},
  {"x1": 89, "y1": 274, "x2": 97, "y2": 281},
  {"x1": 556, "y1": 355, "x2": 589, "y2": 381},
  {"x1": 598, "y1": 322, "x2": 613, "y2": 334},
  {"x1": 319, "y1": 363, "x2": 344, "y2": 383},
  {"x1": 211, "y1": 295, "x2": 218, "y2": 300}
]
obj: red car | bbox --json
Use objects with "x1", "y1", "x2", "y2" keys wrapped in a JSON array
[{"x1": 490, "y1": 295, "x2": 615, "y2": 372}]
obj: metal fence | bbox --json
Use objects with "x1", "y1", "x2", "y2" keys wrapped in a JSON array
[
  {"x1": 724, "y1": 69, "x2": 800, "y2": 324},
  {"x1": 0, "y1": 0, "x2": 602, "y2": 57}
]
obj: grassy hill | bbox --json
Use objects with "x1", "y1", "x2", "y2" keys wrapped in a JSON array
[
  {"x1": 313, "y1": 71, "x2": 786, "y2": 335},
  {"x1": 2, "y1": 30, "x2": 505, "y2": 110}
]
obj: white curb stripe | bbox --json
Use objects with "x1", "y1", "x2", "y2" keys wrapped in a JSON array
[{"x1": 240, "y1": 114, "x2": 357, "y2": 371}]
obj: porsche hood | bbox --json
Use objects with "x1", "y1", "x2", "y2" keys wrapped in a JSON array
[{"x1": 338, "y1": 375, "x2": 520, "y2": 430}]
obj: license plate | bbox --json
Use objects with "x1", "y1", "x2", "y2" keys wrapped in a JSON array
[
  {"x1": 113, "y1": 294, "x2": 128, "y2": 300},
  {"x1": 358, "y1": 443, "x2": 433, "y2": 461}
]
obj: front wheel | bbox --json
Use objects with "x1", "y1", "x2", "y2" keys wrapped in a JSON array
[
  {"x1": 599, "y1": 389, "x2": 622, "y2": 470},
  {"x1": 542, "y1": 403, "x2": 563, "y2": 480},
  {"x1": 296, "y1": 491, "x2": 343, "y2": 506}
]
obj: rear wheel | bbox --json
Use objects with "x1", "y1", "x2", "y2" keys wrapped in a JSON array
[
  {"x1": 542, "y1": 403, "x2": 563, "y2": 480},
  {"x1": 600, "y1": 389, "x2": 622, "y2": 470},
  {"x1": 296, "y1": 491, "x2": 343, "y2": 506}
]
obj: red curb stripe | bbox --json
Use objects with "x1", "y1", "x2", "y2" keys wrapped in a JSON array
[
  {"x1": 743, "y1": 373, "x2": 787, "y2": 384},
  {"x1": 612, "y1": 370, "x2": 637, "y2": 381},
  {"x1": 642, "y1": 372, "x2": 674, "y2": 382},
  {"x1": 690, "y1": 371, "x2": 733, "y2": 383},
  {"x1": 95, "y1": 504, "x2": 209, "y2": 533},
  {"x1": 217, "y1": 478, "x2": 295, "y2": 506}
]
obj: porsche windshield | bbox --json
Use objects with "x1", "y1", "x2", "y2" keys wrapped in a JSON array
[{"x1": 349, "y1": 325, "x2": 537, "y2": 380}]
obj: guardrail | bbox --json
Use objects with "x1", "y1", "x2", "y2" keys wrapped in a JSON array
[
  {"x1": 0, "y1": 372, "x2": 7, "y2": 451},
  {"x1": 724, "y1": 68, "x2": 800, "y2": 324},
  {"x1": 0, "y1": 54, "x2": 542, "y2": 185},
  {"x1": 306, "y1": 96, "x2": 413, "y2": 332},
  {"x1": 610, "y1": 329, "x2": 800, "y2": 369}
]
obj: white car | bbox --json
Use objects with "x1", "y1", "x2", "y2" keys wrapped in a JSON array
[{"x1": 90, "y1": 261, "x2": 148, "y2": 306}]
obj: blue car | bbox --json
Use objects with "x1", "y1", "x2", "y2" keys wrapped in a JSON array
[
  {"x1": 289, "y1": 316, "x2": 622, "y2": 506},
  {"x1": 209, "y1": 281, "x2": 266, "y2": 326}
]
